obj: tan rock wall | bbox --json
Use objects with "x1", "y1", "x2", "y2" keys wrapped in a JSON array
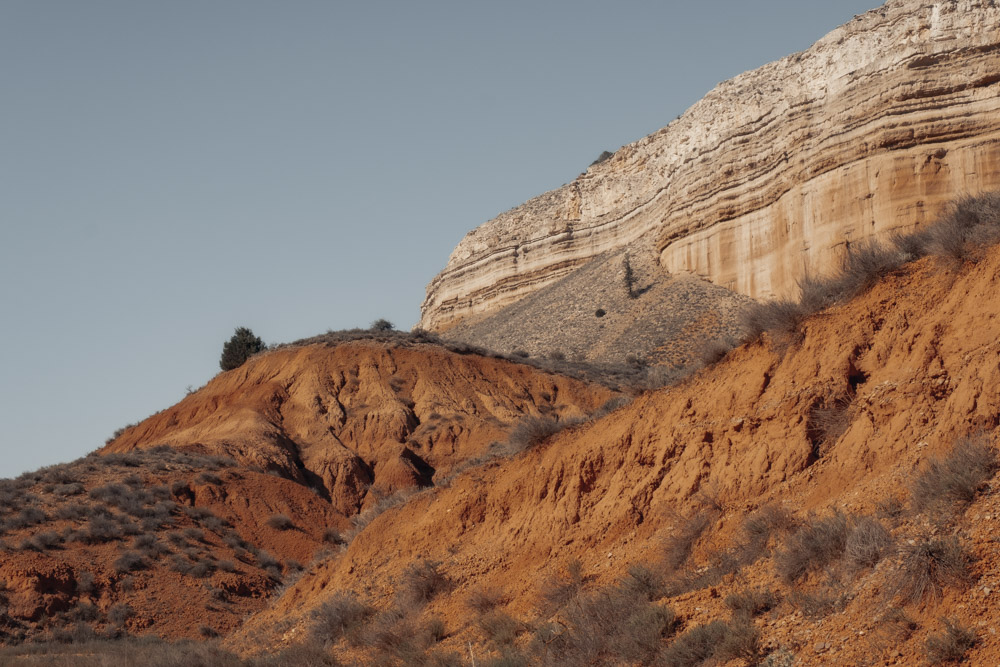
[{"x1": 419, "y1": 0, "x2": 1000, "y2": 331}]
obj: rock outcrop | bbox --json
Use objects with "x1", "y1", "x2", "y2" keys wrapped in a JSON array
[{"x1": 420, "y1": 0, "x2": 1000, "y2": 331}]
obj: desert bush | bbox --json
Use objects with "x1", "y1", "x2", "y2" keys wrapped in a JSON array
[
  {"x1": 924, "y1": 617, "x2": 977, "y2": 664},
  {"x1": 71, "y1": 601, "x2": 99, "y2": 623},
  {"x1": 844, "y1": 515, "x2": 893, "y2": 570},
  {"x1": 927, "y1": 192, "x2": 1000, "y2": 262},
  {"x1": 397, "y1": 559, "x2": 450, "y2": 609},
  {"x1": 538, "y1": 559, "x2": 584, "y2": 614},
  {"x1": 788, "y1": 589, "x2": 848, "y2": 619},
  {"x1": 590, "y1": 395, "x2": 633, "y2": 420},
  {"x1": 890, "y1": 536, "x2": 972, "y2": 604},
  {"x1": 661, "y1": 620, "x2": 729, "y2": 667},
  {"x1": 620, "y1": 563, "x2": 666, "y2": 602},
  {"x1": 694, "y1": 337, "x2": 738, "y2": 367},
  {"x1": 662, "y1": 509, "x2": 715, "y2": 571},
  {"x1": 744, "y1": 503, "x2": 798, "y2": 544},
  {"x1": 19, "y1": 531, "x2": 61, "y2": 552},
  {"x1": 53, "y1": 483, "x2": 84, "y2": 497},
  {"x1": 478, "y1": 610, "x2": 523, "y2": 647},
  {"x1": 77, "y1": 572, "x2": 96, "y2": 596},
  {"x1": 266, "y1": 514, "x2": 294, "y2": 531},
  {"x1": 775, "y1": 512, "x2": 850, "y2": 584},
  {"x1": 107, "y1": 603, "x2": 133, "y2": 626},
  {"x1": 82, "y1": 516, "x2": 124, "y2": 543},
  {"x1": 369, "y1": 318, "x2": 395, "y2": 332},
  {"x1": 542, "y1": 586, "x2": 679, "y2": 664},
  {"x1": 911, "y1": 435, "x2": 997, "y2": 519},
  {"x1": 182, "y1": 527, "x2": 205, "y2": 542},
  {"x1": 257, "y1": 551, "x2": 283, "y2": 579},
  {"x1": 877, "y1": 607, "x2": 918, "y2": 642},
  {"x1": 196, "y1": 472, "x2": 222, "y2": 485},
  {"x1": 714, "y1": 618, "x2": 762, "y2": 665},
  {"x1": 465, "y1": 587, "x2": 505, "y2": 614},
  {"x1": 725, "y1": 588, "x2": 779, "y2": 618},
  {"x1": 506, "y1": 415, "x2": 565, "y2": 453},
  {"x1": 114, "y1": 551, "x2": 148, "y2": 573},
  {"x1": 311, "y1": 592, "x2": 374, "y2": 644},
  {"x1": 740, "y1": 298, "x2": 808, "y2": 340},
  {"x1": 169, "y1": 554, "x2": 194, "y2": 576},
  {"x1": 6, "y1": 507, "x2": 47, "y2": 530},
  {"x1": 321, "y1": 528, "x2": 344, "y2": 546}
]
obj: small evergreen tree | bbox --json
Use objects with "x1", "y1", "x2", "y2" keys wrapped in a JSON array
[
  {"x1": 623, "y1": 254, "x2": 637, "y2": 299},
  {"x1": 219, "y1": 327, "x2": 265, "y2": 371}
]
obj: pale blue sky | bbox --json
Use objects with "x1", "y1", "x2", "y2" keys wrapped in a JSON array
[{"x1": 0, "y1": 0, "x2": 880, "y2": 478}]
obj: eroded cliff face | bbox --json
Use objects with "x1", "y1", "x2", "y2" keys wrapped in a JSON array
[{"x1": 420, "y1": 0, "x2": 1000, "y2": 331}]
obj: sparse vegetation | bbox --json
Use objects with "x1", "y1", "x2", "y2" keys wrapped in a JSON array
[
  {"x1": 910, "y1": 434, "x2": 997, "y2": 519},
  {"x1": 890, "y1": 536, "x2": 972, "y2": 604},
  {"x1": 397, "y1": 559, "x2": 451, "y2": 609},
  {"x1": 924, "y1": 617, "x2": 977, "y2": 664},
  {"x1": 775, "y1": 512, "x2": 850, "y2": 584}
]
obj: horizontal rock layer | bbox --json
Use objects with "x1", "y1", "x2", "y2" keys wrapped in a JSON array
[{"x1": 420, "y1": 0, "x2": 1000, "y2": 331}]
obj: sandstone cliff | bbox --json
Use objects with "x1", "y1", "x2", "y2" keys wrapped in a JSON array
[{"x1": 420, "y1": 0, "x2": 1000, "y2": 331}]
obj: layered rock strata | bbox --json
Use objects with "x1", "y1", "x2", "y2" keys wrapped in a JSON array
[{"x1": 420, "y1": 0, "x2": 1000, "y2": 331}]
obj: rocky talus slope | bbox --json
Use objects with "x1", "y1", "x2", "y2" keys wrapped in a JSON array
[{"x1": 420, "y1": 0, "x2": 1000, "y2": 332}]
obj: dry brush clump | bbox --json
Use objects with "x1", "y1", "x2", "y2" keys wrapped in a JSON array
[
  {"x1": 924, "y1": 617, "x2": 977, "y2": 664},
  {"x1": 888, "y1": 536, "x2": 973, "y2": 604},
  {"x1": 910, "y1": 434, "x2": 998, "y2": 520}
]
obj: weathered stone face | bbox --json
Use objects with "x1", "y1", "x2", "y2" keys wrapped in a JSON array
[{"x1": 420, "y1": 0, "x2": 1000, "y2": 331}]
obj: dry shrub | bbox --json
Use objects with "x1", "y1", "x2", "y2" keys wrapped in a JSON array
[
  {"x1": 890, "y1": 536, "x2": 972, "y2": 604},
  {"x1": 113, "y1": 551, "x2": 147, "y2": 573},
  {"x1": 544, "y1": 587, "x2": 679, "y2": 665},
  {"x1": 876, "y1": 607, "x2": 918, "y2": 643},
  {"x1": 806, "y1": 395, "x2": 854, "y2": 454},
  {"x1": 620, "y1": 563, "x2": 666, "y2": 602},
  {"x1": 924, "y1": 617, "x2": 977, "y2": 664},
  {"x1": 715, "y1": 618, "x2": 762, "y2": 665},
  {"x1": 694, "y1": 337, "x2": 737, "y2": 367},
  {"x1": 538, "y1": 559, "x2": 583, "y2": 614},
  {"x1": 477, "y1": 610, "x2": 524, "y2": 647},
  {"x1": 743, "y1": 503, "x2": 798, "y2": 556},
  {"x1": 660, "y1": 620, "x2": 729, "y2": 667},
  {"x1": 725, "y1": 588, "x2": 779, "y2": 619},
  {"x1": 506, "y1": 415, "x2": 576, "y2": 453},
  {"x1": 844, "y1": 515, "x2": 894, "y2": 571},
  {"x1": 662, "y1": 509, "x2": 715, "y2": 571},
  {"x1": 740, "y1": 299, "x2": 808, "y2": 340},
  {"x1": 311, "y1": 592, "x2": 374, "y2": 645},
  {"x1": 465, "y1": 587, "x2": 505, "y2": 614},
  {"x1": 789, "y1": 589, "x2": 848, "y2": 620},
  {"x1": 590, "y1": 395, "x2": 633, "y2": 420},
  {"x1": 397, "y1": 559, "x2": 451, "y2": 609},
  {"x1": 775, "y1": 512, "x2": 850, "y2": 584},
  {"x1": 910, "y1": 435, "x2": 997, "y2": 519},
  {"x1": 928, "y1": 192, "x2": 1000, "y2": 262}
]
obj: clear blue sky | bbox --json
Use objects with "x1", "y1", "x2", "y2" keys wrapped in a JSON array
[{"x1": 0, "y1": 0, "x2": 880, "y2": 478}]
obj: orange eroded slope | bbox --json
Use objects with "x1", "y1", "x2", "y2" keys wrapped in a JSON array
[{"x1": 236, "y1": 248, "x2": 1000, "y2": 665}]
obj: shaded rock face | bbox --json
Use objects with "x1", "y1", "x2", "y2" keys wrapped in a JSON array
[{"x1": 420, "y1": 0, "x2": 1000, "y2": 331}]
